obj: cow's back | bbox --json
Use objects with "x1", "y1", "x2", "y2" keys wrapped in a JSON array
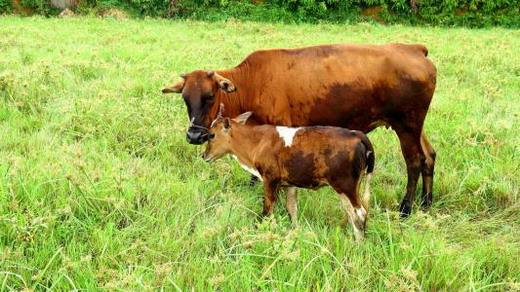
[{"x1": 242, "y1": 44, "x2": 436, "y2": 132}]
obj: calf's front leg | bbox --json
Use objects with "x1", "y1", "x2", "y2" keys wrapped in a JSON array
[
  {"x1": 285, "y1": 187, "x2": 298, "y2": 227},
  {"x1": 262, "y1": 179, "x2": 280, "y2": 218}
]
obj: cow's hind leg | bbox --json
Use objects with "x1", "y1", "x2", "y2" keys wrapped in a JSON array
[
  {"x1": 420, "y1": 131, "x2": 436, "y2": 209},
  {"x1": 394, "y1": 125, "x2": 426, "y2": 218}
]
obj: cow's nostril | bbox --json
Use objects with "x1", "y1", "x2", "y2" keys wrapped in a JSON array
[{"x1": 186, "y1": 131, "x2": 201, "y2": 139}]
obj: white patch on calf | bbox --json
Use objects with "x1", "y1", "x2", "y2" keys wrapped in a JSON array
[
  {"x1": 232, "y1": 155, "x2": 262, "y2": 181},
  {"x1": 276, "y1": 126, "x2": 301, "y2": 147}
]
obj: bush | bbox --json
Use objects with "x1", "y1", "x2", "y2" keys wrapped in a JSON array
[
  {"x1": 4, "y1": 0, "x2": 520, "y2": 28},
  {"x1": 0, "y1": 0, "x2": 12, "y2": 13},
  {"x1": 171, "y1": 0, "x2": 520, "y2": 27},
  {"x1": 20, "y1": 0, "x2": 60, "y2": 14}
]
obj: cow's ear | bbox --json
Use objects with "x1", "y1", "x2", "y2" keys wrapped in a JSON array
[
  {"x1": 162, "y1": 81, "x2": 184, "y2": 94},
  {"x1": 233, "y1": 111, "x2": 252, "y2": 125},
  {"x1": 211, "y1": 72, "x2": 237, "y2": 93}
]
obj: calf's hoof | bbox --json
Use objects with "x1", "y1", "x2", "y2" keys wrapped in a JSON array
[
  {"x1": 399, "y1": 202, "x2": 412, "y2": 218},
  {"x1": 355, "y1": 236, "x2": 365, "y2": 243},
  {"x1": 339, "y1": 216, "x2": 350, "y2": 227}
]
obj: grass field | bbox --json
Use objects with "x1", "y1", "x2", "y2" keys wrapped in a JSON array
[{"x1": 0, "y1": 16, "x2": 519, "y2": 290}]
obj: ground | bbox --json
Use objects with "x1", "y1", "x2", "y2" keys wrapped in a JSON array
[{"x1": 0, "y1": 16, "x2": 519, "y2": 290}]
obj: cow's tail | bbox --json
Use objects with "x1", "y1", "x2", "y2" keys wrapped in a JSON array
[
  {"x1": 413, "y1": 44, "x2": 429, "y2": 57},
  {"x1": 360, "y1": 135, "x2": 375, "y2": 211}
]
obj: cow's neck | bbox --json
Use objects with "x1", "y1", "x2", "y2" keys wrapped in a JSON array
[
  {"x1": 215, "y1": 66, "x2": 294, "y2": 126},
  {"x1": 216, "y1": 67, "x2": 254, "y2": 117}
]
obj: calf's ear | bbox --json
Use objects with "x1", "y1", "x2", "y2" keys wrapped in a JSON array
[
  {"x1": 162, "y1": 81, "x2": 184, "y2": 93},
  {"x1": 233, "y1": 111, "x2": 253, "y2": 125},
  {"x1": 223, "y1": 118, "x2": 231, "y2": 131}
]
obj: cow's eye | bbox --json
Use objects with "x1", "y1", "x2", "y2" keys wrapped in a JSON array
[
  {"x1": 208, "y1": 133, "x2": 215, "y2": 140},
  {"x1": 202, "y1": 95, "x2": 214, "y2": 106}
]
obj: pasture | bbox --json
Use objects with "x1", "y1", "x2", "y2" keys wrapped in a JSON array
[{"x1": 0, "y1": 16, "x2": 519, "y2": 290}]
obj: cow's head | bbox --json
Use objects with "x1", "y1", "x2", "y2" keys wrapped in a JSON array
[
  {"x1": 162, "y1": 70, "x2": 237, "y2": 144},
  {"x1": 203, "y1": 112, "x2": 253, "y2": 163}
]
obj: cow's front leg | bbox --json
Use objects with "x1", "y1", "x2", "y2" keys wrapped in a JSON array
[{"x1": 262, "y1": 179, "x2": 280, "y2": 218}]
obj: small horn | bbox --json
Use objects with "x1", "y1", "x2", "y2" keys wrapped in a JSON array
[
  {"x1": 217, "y1": 103, "x2": 224, "y2": 119},
  {"x1": 206, "y1": 70, "x2": 215, "y2": 77},
  {"x1": 180, "y1": 73, "x2": 187, "y2": 79},
  {"x1": 210, "y1": 103, "x2": 225, "y2": 128}
]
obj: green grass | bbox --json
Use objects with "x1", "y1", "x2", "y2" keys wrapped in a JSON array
[{"x1": 0, "y1": 16, "x2": 519, "y2": 291}]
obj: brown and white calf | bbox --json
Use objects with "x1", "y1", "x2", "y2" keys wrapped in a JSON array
[{"x1": 203, "y1": 112, "x2": 375, "y2": 241}]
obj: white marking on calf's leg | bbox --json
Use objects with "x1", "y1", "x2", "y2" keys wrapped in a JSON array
[
  {"x1": 285, "y1": 187, "x2": 298, "y2": 227},
  {"x1": 338, "y1": 194, "x2": 365, "y2": 242},
  {"x1": 276, "y1": 126, "x2": 300, "y2": 147},
  {"x1": 356, "y1": 207, "x2": 366, "y2": 219},
  {"x1": 362, "y1": 173, "x2": 372, "y2": 211},
  {"x1": 354, "y1": 206, "x2": 367, "y2": 242}
]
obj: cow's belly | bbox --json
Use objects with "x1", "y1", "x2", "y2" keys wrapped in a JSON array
[{"x1": 278, "y1": 112, "x2": 387, "y2": 133}]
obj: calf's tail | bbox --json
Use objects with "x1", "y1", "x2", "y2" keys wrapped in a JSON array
[
  {"x1": 360, "y1": 135, "x2": 375, "y2": 175},
  {"x1": 360, "y1": 135, "x2": 375, "y2": 211}
]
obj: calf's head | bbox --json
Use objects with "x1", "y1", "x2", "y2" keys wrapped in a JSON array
[
  {"x1": 203, "y1": 112, "x2": 253, "y2": 163},
  {"x1": 162, "y1": 70, "x2": 237, "y2": 144}
]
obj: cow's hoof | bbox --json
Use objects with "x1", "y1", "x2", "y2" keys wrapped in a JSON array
[
  {"x1": 421, "y1": 199, "x2": 432, "y2": 210},
  {"x1": 249, "y1": 175, "x2": 259, "y2": 187},
  {"x1": 399, "y1": 202, "x2": 412, "y2": 218}
]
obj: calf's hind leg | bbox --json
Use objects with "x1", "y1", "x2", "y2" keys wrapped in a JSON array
[{"x1": 333, "y1": 178, "x2": 367, "y2": 242}]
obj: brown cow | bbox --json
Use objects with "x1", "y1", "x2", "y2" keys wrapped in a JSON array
[
  {"x1": 203, "y1": 112, "x2": 375, "y2": 241},
  {"x1": 162, "y1": 43, "x2": 437, "y2": 217}
]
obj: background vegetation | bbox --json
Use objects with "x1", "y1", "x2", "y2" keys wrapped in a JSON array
[
  {"x1": 0, "y1": 16, "x2": 519, "y2": 290},
  {"x1": 1, "y1": 0, "x2": 519, "y2": 27}
]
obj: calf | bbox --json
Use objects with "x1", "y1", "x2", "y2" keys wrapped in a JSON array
[{"x1": 203, "y1": 112, "x2": 375, "y2": 241}]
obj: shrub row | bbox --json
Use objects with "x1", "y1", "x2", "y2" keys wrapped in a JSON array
[{"x1": 2, "y1": 0, "x2": 519, "y2": 28}]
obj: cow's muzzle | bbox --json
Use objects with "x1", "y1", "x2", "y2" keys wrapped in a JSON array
[{"x1": 186, "y1": 127, "x2": 208, "y2": 145}]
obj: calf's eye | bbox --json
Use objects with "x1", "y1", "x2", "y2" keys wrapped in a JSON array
[{"x1": 208, "y1": 133, "x2": 215, "y2": 140}]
